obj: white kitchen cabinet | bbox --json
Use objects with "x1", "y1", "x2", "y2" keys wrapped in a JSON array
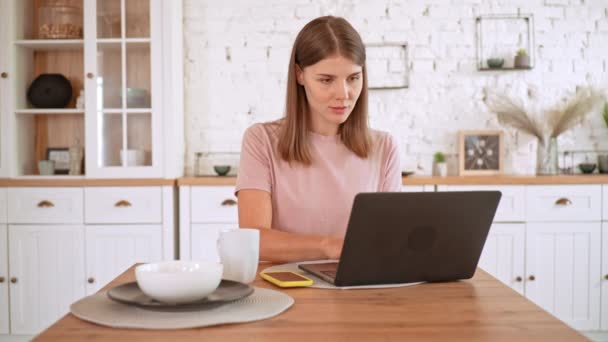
[
  {"x1": 181, "y1": 186, "x2": 237, "y2": 260},
  {"x1": 0, "y1": 188, "x2": 6, "y2": 223},
  {"x1": 525, "y1": 222, "x2": 601, "y2": 331},
  {"x1": 478, "y1": 223, "x2": 525, "y2": 294},
  {"x1": 525, "y1": 185, "x2": 601, "y2": 222},
  {"x1": 437, "y1": 185, "x2": 525, "y2": 222},
  {"x1": 84, "y1": 187, "x2": 163, "y2": 224},
  {"x1": 603, "y1": 224, "x2": 608, "y2": 330},
  {"x1": 401, "y1": 185, "x2": 425, "y2": 192},
  {"x1": 2, "y1": 184, "x2": 174, "y2": 336},
  {"x1": 85, "y1": 225, "x2": 162, "y2": 294},
  {"x1": 8, "y1": 225, "x2": 85, "y2": 335},
  {"x1": 0, "y1": 225, "x2": 8, "y2": 335},
  {"x1": 0, "y1": 0, "x2": 8, "y2": 177},
  {"x1": 190, "y1": 186, "x2": 238, "y2": 224},
  {"x1": 8, "y1": 187, "x2": 83, "y2": 224},
  {"x1": 1, "y1": 0, "x2": 183, "y2": 179}
]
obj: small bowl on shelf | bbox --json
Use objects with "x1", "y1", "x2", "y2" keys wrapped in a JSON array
[
  {"x1": 578, "y1": 163, "x2": 597, "y2": 174},
  {"x1": 486, "y1": 58, "x2": 505, "y2": 69},
  {"x1": 213, "y1": 165, "x2": 231, "y2": 176}
]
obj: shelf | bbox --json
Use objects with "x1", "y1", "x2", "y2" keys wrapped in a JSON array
[
  {"x1": 479, "y1": 67, "x2": 532, "y2": 71},
  {"x1": 475, "y1": 14, "x2": 535, "y2": 71},
  {"x1": 15, "y1": 39, "x2": 84, "y2": 51},
  {"x1": 16, "y1": 109, "x2": 84, "y2": 114},
  {"x1": 101, "y1": 109, "x2": 152, "y2": 114},
  {"x1": 97, "y1": 38, "x2": 151, "y2": 43},
  {"x1": 97, "y1": 39, "x2": 151, "y2": 50}
]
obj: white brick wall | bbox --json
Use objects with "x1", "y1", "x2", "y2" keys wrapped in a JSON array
[{"x1": 183, "y1": 0, "x2": 608, "y2": 176}]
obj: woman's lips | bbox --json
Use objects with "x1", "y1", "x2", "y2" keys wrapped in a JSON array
[{"x1": 329, "y1": 106, "x2": 347, "y2": 114}]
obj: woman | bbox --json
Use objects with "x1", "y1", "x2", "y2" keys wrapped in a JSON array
[{"x1": 236, "y1": 16, "x2": 401, "y2": 263}]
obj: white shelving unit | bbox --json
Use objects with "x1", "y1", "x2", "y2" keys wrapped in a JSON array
[{"x1": 0, "y1": 0, "x2": 183, "y2": 179}]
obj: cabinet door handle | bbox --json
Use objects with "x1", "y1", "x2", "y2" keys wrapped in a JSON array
[
  {"x1": 1, "y1": 72, "x2": 7, "y2": 78},
  {"x1": 86, "y1": 72, "x2": 94, "y2": 79},
  {"x1": 10, "y1": 277, "x2": 17, "y2": 284},
  {"x1": 221, "y1": 199, "x2": 237, "y2": 206},
  {"x1": 115, "y1": 200, "x2": 132, "y2": 208},
  {"x1": 0, "y1": 277, "x2": 4, "y2": 283},
  {"x1": 88, "y1": 277, "x2": 95, "y2": 284},
  {"x1": 515, "y1": 276, "x2": 522, "y2": 282},
  {"x1": 554, "y1": 197, "x2": 572, "y2": 206},
  {"x1": 528, "y1": 275, "x2": 535, "y2": 281},
  {"x1": 37, "y1": 200, "x2": 55, "y2": 208}
]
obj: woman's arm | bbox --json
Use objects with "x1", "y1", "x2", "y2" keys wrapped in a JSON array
[{"x1": 238, "y1": 189, "x2": 343, "y2": 263}]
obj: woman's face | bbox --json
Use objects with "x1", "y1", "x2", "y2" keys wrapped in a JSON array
[{"x1": 296, "y1": 55, "x2": 363, "y2": 135}]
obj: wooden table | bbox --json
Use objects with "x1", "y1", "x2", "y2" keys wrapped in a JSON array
[{"x1": 35, "y1": 264, "x2": 586, "y2": 341}]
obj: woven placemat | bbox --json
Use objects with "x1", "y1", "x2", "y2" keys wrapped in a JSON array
[
  {"x1": 262, "y1": 260, "x2": 423, "y2": 289},
  {"x1": 70, "y1": 287, "x2": 293, "y2": 330}
]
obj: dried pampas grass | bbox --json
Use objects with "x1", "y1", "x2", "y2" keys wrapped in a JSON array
[{"x1": 483, "y1": 86, "x2": 605, "y2": 140}]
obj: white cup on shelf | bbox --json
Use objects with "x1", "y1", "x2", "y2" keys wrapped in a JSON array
[{"x1": 120, "y1": 149, "x2": 145, "y2": 166}]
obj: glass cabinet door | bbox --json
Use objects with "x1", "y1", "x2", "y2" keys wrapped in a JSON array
[
  {"x1": 87, "y1": 0, "x2": 160, "y2": 177},
  {"x1": 0, "y1": 0, "x2": 6, "y2": 176}
]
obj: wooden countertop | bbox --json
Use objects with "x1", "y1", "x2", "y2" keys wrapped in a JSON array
[
  {"x1": 36, "y1": 264, "x2": 585, "y2": 341},
  {"x1": 2, "y1": 174, "x2": 605, "y2": 187},
  {"x1": 0, "y1": 178, "x2": 176, "y2": 187},
  {"x1": 178, "y1": 174, "x2": 608, "y2": 186}
]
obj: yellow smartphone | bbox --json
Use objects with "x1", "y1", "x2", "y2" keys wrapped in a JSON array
[{"x1": 260, "y1": 271, "x2": 313, "y2": 288}]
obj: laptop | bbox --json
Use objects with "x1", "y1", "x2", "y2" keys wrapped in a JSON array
[{"x1": 298, "y1": 191, "x2": 501, "y2": 286}]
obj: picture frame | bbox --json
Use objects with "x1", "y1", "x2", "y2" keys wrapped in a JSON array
[
  {"x1": 46, "y1": 147, "x2": 70, "y2": 175},
  {"x1": 458, "y1": 130, "x2": 504, "y2": 175}
]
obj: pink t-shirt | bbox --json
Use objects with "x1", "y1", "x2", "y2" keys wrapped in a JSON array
[{"x1": 235, "y1": 122, "x2": 401, "y2": 238}]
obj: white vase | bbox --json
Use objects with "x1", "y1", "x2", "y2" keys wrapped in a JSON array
[{"x1": 433, "y1": 162, "x2": 448, "y2": 177}]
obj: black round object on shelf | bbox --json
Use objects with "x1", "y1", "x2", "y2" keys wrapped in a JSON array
[{"x1": 27, "y1": 74, "x2": 73, "y2": 108}]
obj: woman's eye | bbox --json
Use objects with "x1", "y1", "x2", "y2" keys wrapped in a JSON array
[
  {"x1": 349, "y1": 76, "x2": 360, "y2": 81},
  {"x1": 319, "y1": 79, "x2": 331, "y2": 84}
]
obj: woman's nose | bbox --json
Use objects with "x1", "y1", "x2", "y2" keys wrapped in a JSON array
[{"x1": 334, "y1": 80, "x2": 350, "y2": 100}]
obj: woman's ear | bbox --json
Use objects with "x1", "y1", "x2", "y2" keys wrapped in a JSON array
[{"x1": 295, "y1": 64, "x2": 304, "y2": 85}]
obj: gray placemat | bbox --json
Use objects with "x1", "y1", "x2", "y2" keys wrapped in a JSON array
[
  {"x1": 262, "y1": 260, "x2": 423, "y2": 289},
  {"x1": 70, "y1": 287, "x2": 293, "y2": 330}
]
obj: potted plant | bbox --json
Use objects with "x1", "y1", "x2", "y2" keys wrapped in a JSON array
[
  {"x1": 599, "y1": 102, "x2": 608, "y2": 173},
  {"x1": 514, "y1": 48, "x2": 530, "y2": 68},
  {"x1": 433, "y1": 152, "x2": 448, "y2": 177}
]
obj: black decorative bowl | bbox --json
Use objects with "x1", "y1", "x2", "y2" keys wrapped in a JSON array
[
  {"x1": 27, "y1": 74, "x2": 72, "y2": 108},
  {"x1": 486, "y1": 58, "x2": 505, "y2": 68},
  {"x1": 578, "y1": 163, "x2": 597, "y2": 174},
  {"x1": 213, "y1": 165, "x2": 231, "y2": 176}
]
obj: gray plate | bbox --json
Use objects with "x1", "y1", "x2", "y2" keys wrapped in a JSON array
[{"x1": 107, "y1": 280, "x2": 254, "y2": 311}]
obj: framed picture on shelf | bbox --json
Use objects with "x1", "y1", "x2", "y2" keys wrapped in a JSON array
[
  {"x1": 47, "y1": 148, "x2": 70, "y2": 175},
  {"x1": 458, "y1": 130, "x2": 504, "y2": 175}
]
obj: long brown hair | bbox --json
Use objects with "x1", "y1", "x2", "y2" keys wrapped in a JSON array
[{"x1": 277, "y1": 16, "x2": 371, "y2": 165}]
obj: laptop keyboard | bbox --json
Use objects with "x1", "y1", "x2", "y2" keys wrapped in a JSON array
[{"x1": 321, "y1": 270, "x2": 337, "y2": 278}]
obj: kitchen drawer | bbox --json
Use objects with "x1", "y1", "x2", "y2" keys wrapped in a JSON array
[
  {"x1": 602, "y1": 185, "x2": 608, "y2": 221},
  {"x1": 0, "y1": 188, "x2": 6, "y2": 223},
  {"x1": 8, "y1": 187, "x2": 83, "y2": 224},
  {"x1": 525, "y1": 185, "x2": 601, "y2": 222},
  {"x1": 438, "y1": 185, "x2": 524, "y2": 222},
  {"x1": 191, "y1": 186, "x2": 238, "y2": 223},
  {"x1": 402, "y1": 185, "x2": 425, "y2": 192},
  {"x1": 85, "y1": 187, "x2": 162, "y2": 224}
]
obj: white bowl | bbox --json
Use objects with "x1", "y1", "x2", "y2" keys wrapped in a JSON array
[{"x1": 135, "y1": 260, "x2": 223, "y2": 304}]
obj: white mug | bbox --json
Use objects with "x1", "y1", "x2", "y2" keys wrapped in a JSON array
[{"x1": 218, "y1": 228, "x2": 260, "y2": 284}]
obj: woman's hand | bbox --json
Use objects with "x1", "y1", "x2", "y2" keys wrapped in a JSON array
[{"x1": 322, "y1": 236, "x2": 344, "y2": 260}]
